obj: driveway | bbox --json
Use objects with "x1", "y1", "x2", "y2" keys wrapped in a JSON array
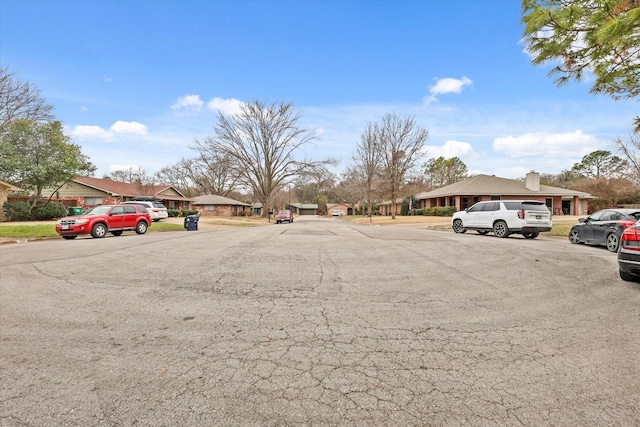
[{"x1": 1, "y1": 216, "x2": 638, "y2": 425}]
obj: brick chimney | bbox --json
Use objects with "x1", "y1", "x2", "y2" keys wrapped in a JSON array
[{"x1": 525, "y1": 171, "x2": 540, "y2": 191}]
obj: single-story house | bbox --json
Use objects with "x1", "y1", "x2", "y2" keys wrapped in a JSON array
[
  {"x1": 378, "y1": 198, "x2": 404, "y2": 216},
  {"x1": 288, "y1": 202, "x2": 318, "y2": 215},
  {"x1": 0, "y1": 180, "x2": 22, "y2": 222},
  {"x1": 327, "y1": 203, "x2": 353, "y2": 216},
  {"x1": 415, "y1": 171, "x2": 594, "y2": 216},
  {"x1": 191, "y1": 194, "x2": 251, "y2": 216},
  {"x1": 40, "y1": 176, "x2": 192, "y2": 210}
]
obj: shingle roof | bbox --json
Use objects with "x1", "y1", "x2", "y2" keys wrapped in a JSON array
[
  {"x1": 415, "y1": 174, "x2": 594, "y2": 199},
  {"x1": 74, "y1": 176, "x2": 187, "y2": 199},
  {"x1": 192, "y1": 194, "x2": 250, "y2": 206}
]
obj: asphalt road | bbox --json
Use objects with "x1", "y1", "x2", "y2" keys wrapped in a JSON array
[{"x1": 1, "y1": 216, "x2": 638, "y2": 426}]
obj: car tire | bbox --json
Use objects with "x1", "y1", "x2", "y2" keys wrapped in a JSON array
[
  {"x1": 111, "y1": 230, "x2": 123, "y2": 236},
  {"x1": 62, "y1": 235, "x2": 77, "y2": 240},
  {"x1": 568, "y1": 229, "x2": 581, "y2": 244},
  {"x1": 619, "y1": 269, "x2": 640, "y2": 282},
  {"x1": 91, "y1": 223, "x2": 107, "y2": 238},
  {"x1": 477, "y1": 230, "x2": 489, "y2": 235},
  {"x1": 452, "y1": 219, "x2": 466, "y2": 234},
  {"x1": 523, "y1": 232, "x2": 539, "y2": 239},
  {"x1": 606, "y1": 233, "x2": 620, "y2": 252},
  {"x1": 135, "y1": 221, "x2": 148, "y2": 235},
  {"x1": 493, "y1": 220, "x2": 509, "y2": 238}
]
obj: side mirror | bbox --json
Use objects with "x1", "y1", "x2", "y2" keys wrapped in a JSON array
[{"x1": 578, "y1": 218, "x2": 586, "y2": 223}]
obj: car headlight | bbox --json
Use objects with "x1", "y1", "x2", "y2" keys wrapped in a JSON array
[{"x1": 75, "y1": 219, "x2": 89, "y2": 224}]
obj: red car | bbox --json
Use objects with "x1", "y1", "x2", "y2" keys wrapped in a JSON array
[
  {"x1": 276, "y1": 209, "x2": 294, "y2": 224},
  {"x1": 56, "y1": 204, "x2": 151, "y2": 239}
]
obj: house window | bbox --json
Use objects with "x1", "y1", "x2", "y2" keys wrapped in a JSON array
[
  {"x1": 204, "y1": 205, "x2": 214, "y2": 211},
  {"x1": 490, "y1": 196, "x2": 501, "y2": 200},
  {"x1": 461, "y1": 197, "x2": 469, "y2": 209},
  {"x1": 85, "y1": 197, "x2": 102, "y2": 206}
]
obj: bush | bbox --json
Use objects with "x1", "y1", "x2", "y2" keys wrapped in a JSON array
[
  {"x1": 3, "y1": 201, "x2": 31, "y2": 221},
  {"x1": 32, "y1": 202, "x2": 67, "y2": 220},
  {"x1": 167, "y1": 209, "x2": 181, "y2": 217},
  {"x1": 423, "y1": 206, "x2": 456, "y2": 217},
  {"x1": 180, "y1": 209, "x2": 199, "y2": 217}
]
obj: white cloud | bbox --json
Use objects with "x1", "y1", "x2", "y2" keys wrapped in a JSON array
[
  {"x1": 171, "y1": 94, "x2": 204, "y2": 112},
  {"x1": 427, "y1": 140, "x2": 477, "y2": 159},
  {"x1": 207, "y1": 97, "x2": 244, "y2": 116},
  {"x1": 71, "y1": 125, "x2": 112, "y2": 141},
  {"x1": 424, "y1": 76, "x2": 473, "y2": 105},
  {"x1": 104, "y1": 76, "x2": 114, "y2": 83},
  {"x1": 109, "y1": 121, "x2": 148, "y2": 135},
  {"x1": 493, "y1": 130, "x2": 600, "y2": 159},
  {"x1": 81, "y1": 106, "x2": 89, "y2": 112}
]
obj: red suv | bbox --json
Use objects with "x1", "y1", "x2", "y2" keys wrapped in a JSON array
[{"x1": 56, "y1": 204, "x2": 151, "y2": 239}]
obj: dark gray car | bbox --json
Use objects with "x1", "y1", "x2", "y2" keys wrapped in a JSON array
[{"x1": 568, "y1": 208, "x2": 640, "y2": 252}]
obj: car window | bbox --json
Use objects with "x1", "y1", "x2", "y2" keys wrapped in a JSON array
[
  {"x1": 503, "y1": 202, "x2": 521, "y2": 210},
  {"x1": 521, "y1": 202, "x2": 549, "y2": 212},
  {"x1": 630, "y1": 211, "x2": 640, "y2": 221},
  {"x1": 484, "y1": 202, "x2": 499, "y2": 211},
  {"x1": 85, "y1": 205, "x2": 111, "y2": 215},
  {"x1": 111, "y1": 206, "x2": 124, "y2": 215},
  {"x1": 587, "y1": 210, "x2": 605, "y2": 221},
  {"x1": 153, "y1": 202, "x2": 166, "y2": 209},
  {"x1": 123, "y1": 206, "x2": 137, "y2": 214},
  {"x1": 467, "y1": 203, "x2": 484, "y2": 212}
]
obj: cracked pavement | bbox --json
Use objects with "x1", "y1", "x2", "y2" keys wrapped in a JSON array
[{"x1": 1, "y1": 216, "x2": 639, "y2": 426}]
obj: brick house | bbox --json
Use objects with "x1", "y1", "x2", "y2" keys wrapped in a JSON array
[
  {"x1": 40, "y1": 176, "x2": 192, "y2": 210},
  {"x1": 191, "y1": 194, "x2": 251, "y2": 216},
  {"x1": 415, "y1": 171, "x2": 594, "y2": 216},
  {"x1": 326, "y1": 203, "x2": 353, "y2": 216}
]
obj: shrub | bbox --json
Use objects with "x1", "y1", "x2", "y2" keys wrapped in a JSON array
[
  {"x1": 3, "y1": 201, "x2": 31, "y2": 221},
  {"x1": 167, "y1": 209, "x2": 181, "y2": 217},
  {"x1": 423, "y1": 206, "x2": 456, "y2": 217},
  {"x1": 32, "y1": 202, "x2": 67, "y2": 220},
  {"x1": 180, "y1": 209, "x2": 199, "y2": 217}
]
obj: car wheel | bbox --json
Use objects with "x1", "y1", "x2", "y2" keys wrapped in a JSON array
[
  {"x1": 568, "y1": 229, "x2": 581, "y2": 244},
  {"x1": 91, "y1": 223, "x2": 107, "y2": 238},
  {"x1": 606, "y1": 233, "x2": 620, "y2": 252},
  {"x1": 619, "y1": 269, "x2": 640, "y2": 282},
  {"x1": 62, "y1": 235, "x2": 77, "y2": 240},
  {"x1": 111, "y1": 230, "x2": 123, "y2": 236},
  {"x1": 452, "y1": 219, "x2": 466, "y2": 234},
  {"x1": 477, "y1": 230, "x2": 489, "y2": 235},
  {"x1": 523, "y1": 232, "x2": 539, "y2": 239},
  {"x1": 135, "y1": 221, "x2": 148, "y2": 234},
  {"x1": 493, "y1": 220, "x2": 509, "y2": 238}
]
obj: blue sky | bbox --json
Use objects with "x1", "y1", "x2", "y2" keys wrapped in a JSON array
[{"x1": 1, "y1": 0, "x2": 638, "y2": 180}]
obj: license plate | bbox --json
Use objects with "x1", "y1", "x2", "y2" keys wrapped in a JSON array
[
  {"x1": 536, "y1": 215, "x2": 542, "y2": 220},
  {"x1": 62, "y1": 225, "x2": 69, "y2": 230}
]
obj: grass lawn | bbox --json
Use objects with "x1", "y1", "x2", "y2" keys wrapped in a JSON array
[{"x1": 0, "y1": 221, "x2": 186, "y2": 239}]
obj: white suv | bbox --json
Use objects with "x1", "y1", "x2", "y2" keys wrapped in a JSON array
[
  {"x1": 451, "y1": 200, "x2": 552, "y2": 239},
  {"x1": 122, "y1": 200, "x2": 168, "y2": 222}
]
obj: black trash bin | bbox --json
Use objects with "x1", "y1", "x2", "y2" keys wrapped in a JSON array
[{"x1": 184, "y1": 215, "x2": 199, "y2": 231}]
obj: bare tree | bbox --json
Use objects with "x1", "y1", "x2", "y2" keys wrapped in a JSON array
[
  {"x1": 190, "y1": 142, "x2": 245, "y2": 196},
  {"x1": 155, "y1": 158, "x2": 198, "y2": 197},
  {"x1": 616, "y1": 131, "x2": 640, "y2": 183},
  {"x1": 0, "y1": 66, "x2": 54, "y2": 127},
  {"x1": 377, "y1": 113, "x2": 429, "y2": 219},
  {"x1": 351, "y1": 122, "x2": 383, "y2": 218},
  {"x1": 197, "y1": 100, "x2": 334, "y2": 216},
  {"x1": 104, "y1": 166, "x2": 157, "y2": 195}
]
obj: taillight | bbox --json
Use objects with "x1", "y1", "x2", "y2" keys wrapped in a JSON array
[
  {"x1": 621, "y1": 227, "x2": 640, "y2": 251},
  {"x1": 518, "y1": 209, "x2": 525, "y2": 219},
  {"x1": 618, "y1": 220, "x2": 636, "y2": 229}
]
